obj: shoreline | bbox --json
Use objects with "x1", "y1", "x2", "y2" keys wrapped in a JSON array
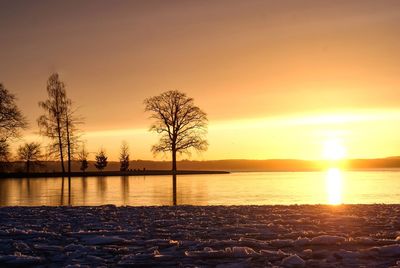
[
  {"x1": 3, "y1": 168, "x2": 400, "y2": 179},
  {"x1": 0, "y1": 170, "x2": 229, "y2": 179},
  {"x1": 0, "y1": 204, "x2": 400, "y2": 267}
]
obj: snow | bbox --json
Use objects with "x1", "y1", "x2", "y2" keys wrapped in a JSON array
[{"x1": 0, "y1": 204, "x2": 400, "y2": 267}]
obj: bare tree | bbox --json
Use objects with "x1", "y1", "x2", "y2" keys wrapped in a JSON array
[
  {"x1": 78, "y1": 145, "x2": 89, "y2": 172},
  {"x1": 144, "y1": 90, "x2": 208, "y2": 172},
  {"x1": 17, "y1": 142, "x2": 42, "y2": 173},
  {"x1": 38, "y1": 73, "x2": 68, "y2": 173},
  {"x1": 0, "y1": 83, "x2": 27, "y2": 162},
  {"x1": 119, "y1": 141, "x2": 130, "y2": 171},
  {"x1": 38, "y1": 73, "x2": 81, "y2": 177},
  {"x1": 94, "y1": 149, "x2": 108, "y2": 171}
]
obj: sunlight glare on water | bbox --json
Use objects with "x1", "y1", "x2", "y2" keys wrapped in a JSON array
[{"x1": 326, "y1": 168, "x2": 343, "y2": 205}]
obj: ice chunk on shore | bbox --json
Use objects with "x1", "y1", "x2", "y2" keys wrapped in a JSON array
[
  {"x1": 260, "y1": 249, "x2": 289, "y2": 261},
  {"x1": 350, "y1": 236, "x2": 376, "y2": 245},
  {"x1": 0, "y1": 254, "x2": 43, "y2": 265},
  {"x1": 281, "y1": 254, "x2": 305, "y2": 267},
  {"x1": 370, "y1": 244, "x2": 400, "y2": 257},
  {"x1": 216, "y1": 260, "x2": 252, "y2": 268},
  {"x1": 270, "y1": 239, "x2": 294, "y2": 247},
  {"x1": 334, "y1": 249, "x2": 361, "y2": 259},
  {"x1": 185, "y1": 246, "x2": 258, "y2": 259},
  {"x1": 117, "y1": 252, "x2": 157, "y2": 266},
  {"x1": 310, "y1": 235, "x2": 346, "y2": 245},
  {"x1": 239, "y1": 237, "x2": 269, "y2": 248},
  {"x1": 33, "y1": 244, "x2": 63, "y2": 251},
  {"x1": 294, "y1": 237, "x2": 310, "y2": 247},
  {"x1": 65, "y1": 244, "x2": 88, "y2": 252},
  {"x1": 81, "y1": 235, "x2": 126, "y2": 245},
  {"x1": 231, "y1": 246, "x2": 258, "y2": 258},
  {"x1": 185, "y1": 248, "x2": 228, "y2": 258}
]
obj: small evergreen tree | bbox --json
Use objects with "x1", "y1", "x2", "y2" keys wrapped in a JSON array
[
  {"x1": 78, "y1": 145, "x2": 89, "y2": 172},
  {"x1": 81, "y1": 159, "x2": 88, "y2": 172},
  {"x1": 119, "y1": 141, "x2": 129, "y2": 171},
  {"x1": 94, "y1": 149, "x2": 108, "y2": 171}
]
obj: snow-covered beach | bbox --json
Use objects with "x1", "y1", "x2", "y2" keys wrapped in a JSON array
[{"x1": 1, "y1": 205, "x2": 400, "y2": 267}]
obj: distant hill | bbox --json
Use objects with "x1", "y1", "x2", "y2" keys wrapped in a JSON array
[{"x1": 3, "y1": 157, "x2": 400, "y2": 173}]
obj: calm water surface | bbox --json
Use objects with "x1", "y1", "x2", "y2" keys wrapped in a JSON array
[{"x1": 1, "y1": 170, "x2": 400, "y2": 206}]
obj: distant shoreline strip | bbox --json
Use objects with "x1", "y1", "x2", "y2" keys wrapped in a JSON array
[{"x1": 0, "y1": 170, "x2": 230, "y2": 179}]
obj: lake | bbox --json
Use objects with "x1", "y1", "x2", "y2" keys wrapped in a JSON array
[{"x1": 1, "y1": 169, "x2": 400, "y2": 206}]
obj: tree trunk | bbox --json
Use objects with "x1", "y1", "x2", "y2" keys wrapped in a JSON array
[
  {"x1": 172, "y1": 174, "x2": 177, "y2": 206},
  {"x1": 67, "y1": 145, "x2": 71, "y2": 174},
  {"x1": 56, "y1": 118, "x2": 65, "y2": 174},
  {"x1": 26, "y1": 160, "x2": 30, "y2": 174},
  {"x1": 66, "y1": 114, "x2": 72, "y2": 194},
  {"x1": 172, "y1": 149, "x2": 177, "y2": 172}
]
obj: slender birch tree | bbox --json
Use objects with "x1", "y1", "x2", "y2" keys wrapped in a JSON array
[
  {"x1": 38, "y1": 73, "x2": 68, "y2": 173},
  {"x1": 38, "y1": 73, "x2": 81, "y2": 179}
]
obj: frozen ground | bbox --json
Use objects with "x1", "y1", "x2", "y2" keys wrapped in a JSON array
[{"x1": 1, "y1": 205, "x2": 400, "y2": 267}]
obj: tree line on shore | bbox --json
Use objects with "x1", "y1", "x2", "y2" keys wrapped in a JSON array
[{"x1": 0, "y1": 73, "x2": 208, "y2": 177}]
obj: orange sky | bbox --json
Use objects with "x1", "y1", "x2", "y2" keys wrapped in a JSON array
[{"x1": 1, "y1": 0, "x2": 400, "y2": 160}]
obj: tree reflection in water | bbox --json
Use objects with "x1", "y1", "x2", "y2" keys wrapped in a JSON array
[{"x1": 172, "y1": 174, "x2": 177, "y2": 206}]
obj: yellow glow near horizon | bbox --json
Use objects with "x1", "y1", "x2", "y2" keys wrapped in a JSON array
[
  {"x1": 326, "y1": 168, "x2": 343, "y2": 205},
  {"x1": 13, "y1": 109, "x2": 400, "y2": 161}
]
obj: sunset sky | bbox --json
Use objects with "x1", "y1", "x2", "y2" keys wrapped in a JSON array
[{"x1": 1, "y1": 0, "x2": 400, "y2": 161}]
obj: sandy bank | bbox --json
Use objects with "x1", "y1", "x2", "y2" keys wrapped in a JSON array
[{"x1": 0, "y1": 205, "x2": 400, "y2": 267}]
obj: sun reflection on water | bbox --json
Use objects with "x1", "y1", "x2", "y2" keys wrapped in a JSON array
[{"x1": 326, "y1": 168, "x2": 343, "y2": 205}]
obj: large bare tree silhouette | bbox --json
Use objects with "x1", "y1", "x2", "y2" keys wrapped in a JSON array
[{"x1": 144, "y1": 90, "x2": 208, "y2": 172}]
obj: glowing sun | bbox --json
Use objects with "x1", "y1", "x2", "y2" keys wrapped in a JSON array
[{"x1": 323, "y1": 138, "x2": 347, "y2": 160}]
